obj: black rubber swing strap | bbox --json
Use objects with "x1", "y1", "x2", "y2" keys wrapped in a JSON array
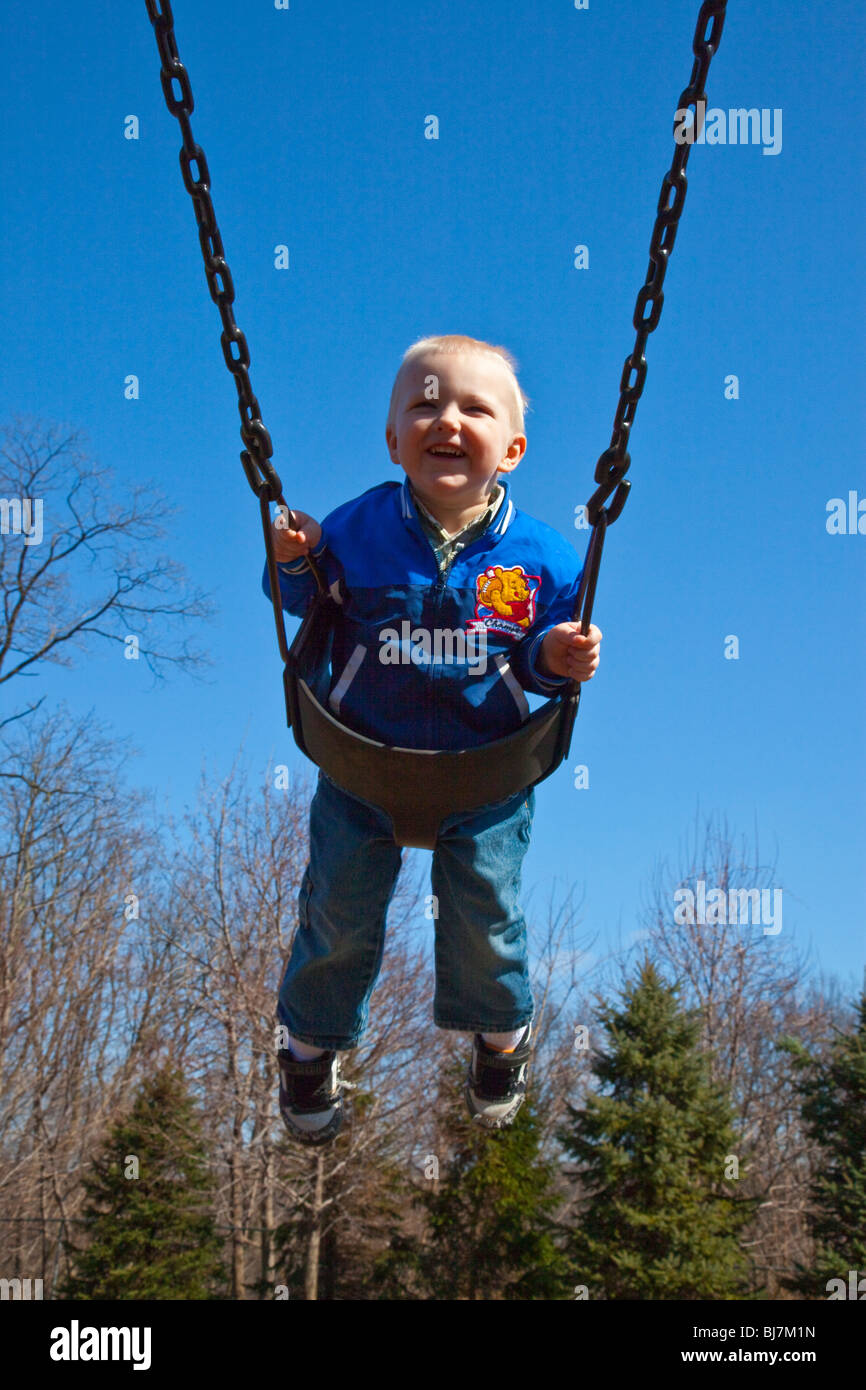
[
  {"x1": 572, "y1": 517, "x2": 607, "y2": 639},
  {"x1": 260, "y1": 494, "x2": 328, "y2": 670}
]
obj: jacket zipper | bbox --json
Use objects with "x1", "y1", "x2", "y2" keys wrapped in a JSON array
[{"x1": 429, "y1": 562, "x2": 451, "y2": 748}]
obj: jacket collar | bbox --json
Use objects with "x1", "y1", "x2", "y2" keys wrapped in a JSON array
[{"x1": 399, "y1": 474, "x2": 516, "y2": 538}]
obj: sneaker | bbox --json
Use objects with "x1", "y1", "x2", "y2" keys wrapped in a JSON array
[
  {"x1": 464, "y1": 1024, "x2": 532, "y2": 1130},
  {"x1": 277, "y1": 1048, "x2": 346, "y2": 1146}
]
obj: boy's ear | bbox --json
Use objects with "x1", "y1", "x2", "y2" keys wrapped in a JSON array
[
  {"x1": 498, "y1": 435, "x2": 526, "y2": 472},
  {"x1": 385, "y1": 425, "x2": 401, "y2": 466}
]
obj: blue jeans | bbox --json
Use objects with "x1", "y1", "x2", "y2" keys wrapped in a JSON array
[{"x1": 277, "y1": 771, "x2": 536, "y2": 1049}]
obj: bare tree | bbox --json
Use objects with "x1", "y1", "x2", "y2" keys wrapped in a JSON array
[
  {"x1": 0, "y1": 416, "x2": 213, "y2": 725},
  {"x1": 524, "y1": 881, "x2": 597, "y2": 1147},
  {"x1": 0, "y1": 708, "x2": 180, "y2": 1294},
  {"x1": 155, "y1": 754, "x2": 439, "y2": 1299}
]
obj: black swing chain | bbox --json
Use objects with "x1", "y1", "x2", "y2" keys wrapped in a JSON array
[
  {"x1": 144, "y1": 0, "x2": 285, "y2": 501},
  {"x1": 144, "y1": 0, "x2": 326, "y2": 665},
  {"x1": 573, "y1": 0, "x2": 727, "y2": 636},
  {"x1": 145, "y1": 0, "x2": 727, "y2": 653}
]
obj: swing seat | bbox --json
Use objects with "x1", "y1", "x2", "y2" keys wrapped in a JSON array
[{"x1": 283, "y1": 592, "x2": 580, "y2": 849}]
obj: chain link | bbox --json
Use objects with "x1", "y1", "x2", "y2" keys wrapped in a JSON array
[{"x1": 585, "y1": 0, "x2": 728, "y2": 530}]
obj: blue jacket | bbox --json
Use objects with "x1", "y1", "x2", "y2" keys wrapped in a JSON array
[{"x1": 262, "y1": 476, "x2": 585, "y2": 751}]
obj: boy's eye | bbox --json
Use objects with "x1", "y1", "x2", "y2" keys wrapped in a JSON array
[{"x1": 408, "y1": 401, "x2": 492, "y2": 413}]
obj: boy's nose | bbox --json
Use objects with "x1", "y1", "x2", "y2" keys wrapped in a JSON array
[{"x1": 433, "y1": 424, "x2": 461, "y2": 436}]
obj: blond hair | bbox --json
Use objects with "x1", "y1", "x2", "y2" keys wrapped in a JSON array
[{"x1": 386, "y1": 334, "x2": 530, "y2": 437}]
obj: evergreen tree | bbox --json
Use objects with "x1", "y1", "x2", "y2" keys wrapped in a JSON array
[
  {"x1": 61, "y1": 1067, "x2": 227, "y2": 1299},
  {"x1": 559, "y1": 959, "x2": 759, "y2": 1299},
  {"x1": 778, "y1": 989, "x2": 866, "y2": 1298},
  {"x1": 377, "y1": 1056, "x2": 572, "y2": 1300}
]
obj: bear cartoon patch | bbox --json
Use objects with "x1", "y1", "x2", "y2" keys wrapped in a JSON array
[{"x1": 466, "y1": 564, "x2": 541, "y2": 639}]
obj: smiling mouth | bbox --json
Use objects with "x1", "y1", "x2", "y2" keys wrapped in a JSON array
[{"x1": 426, "y1": 448, "x2": 466, "y2": 459}]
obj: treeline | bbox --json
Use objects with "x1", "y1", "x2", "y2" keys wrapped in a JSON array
[
  {"x1": 1, "y1": 708, "x2": 863, "y2": 1301},
  {"x1": 1, "y1": 421, "x2": 864, "y2": 1300}
]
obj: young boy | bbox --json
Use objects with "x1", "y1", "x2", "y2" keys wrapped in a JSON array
[{"x1": 264, "y1": 335, "x2": 601, "y2": 1144}]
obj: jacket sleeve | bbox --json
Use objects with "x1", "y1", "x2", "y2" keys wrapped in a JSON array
[
  {"x1": 508, "y1": 562, "x2": 584, "y2": 696},
  {"x1": 261, "y1": 535, "x2": 338, "y2": 618}
]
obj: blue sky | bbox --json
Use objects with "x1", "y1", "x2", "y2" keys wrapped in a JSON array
[{"x1": 2, "y1": 0, "x2": 863, "y2": 995}]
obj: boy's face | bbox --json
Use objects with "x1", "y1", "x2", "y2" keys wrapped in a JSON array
[{"x1": 385, "y1": 353, "x2": 526, "y2": 518}]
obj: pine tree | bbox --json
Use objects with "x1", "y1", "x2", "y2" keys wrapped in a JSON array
[
  {"x1": 560, "y1": 959, "x2": 759, "y2": 1299},
  {"x1": 61, "y1": 1067, "x2": 227, "y2": 1299},
  {"x1": 778, "y1": 989, "x2": 866, "y2": 1298},
  {"x1": 377, "y1": 1055, "x2": 572, "y2": 1300}
]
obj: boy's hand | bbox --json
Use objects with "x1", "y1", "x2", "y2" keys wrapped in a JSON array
[
  {"x1": 539, "y1": 621, "x2": 602, "y2": 682},
  {"x1": 271, "y1": 507, "x2": 322, "y2": 562}
]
